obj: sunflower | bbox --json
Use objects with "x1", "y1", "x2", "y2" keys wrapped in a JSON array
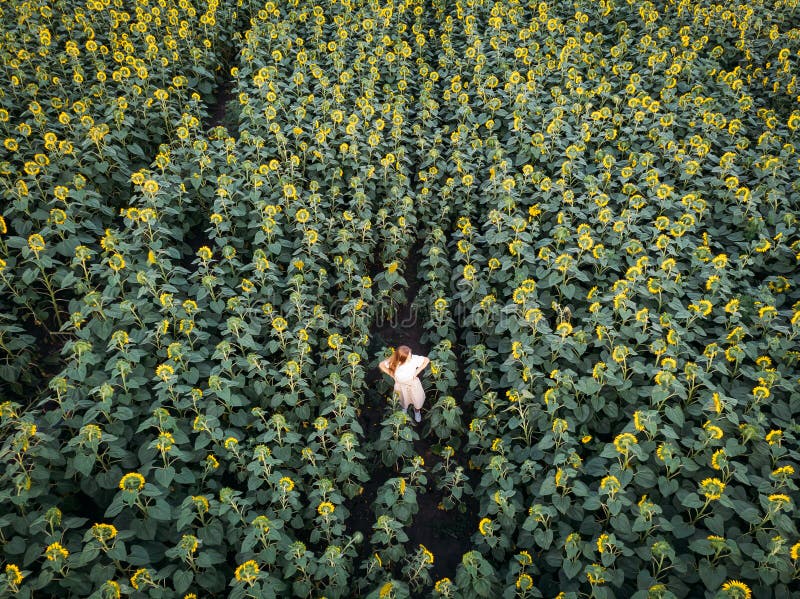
[
  {"x1": 119, "y1": 472, "x2": 145, "y2": 492},
  {"x1": 699, "y1": 478, "x2": 726, "y2": 501},
  {"x1": 45, "y1": 542, "x2": 69, "y2": 561},
  {"x1": 317, "y1": 501, "x2": 335, "y2": 516},
  {"x1": 516, "y1": 573, "x2": 533, "y2": 590},
  {"x1": 28, "y1": 233, "x2": 46, "y2": 256},
  {"x1": 5, "y1": 564, "x2": 24, "y2": 586},
  {"x1": 478, "y1": 517, "x2": 493, "y2": 535},
  {"x1": 613, "y1": 432, "x2": 638, "y2": 454},
  {"x1": 434, "y1": 578, "x2": 452, "y2": 594},
  {"x1": 721, "y1": 580, "x2": 751, "y2": 599},
  {"x1": 91, "y1": 523, "x2": 117, "y2": 543},
  {"x1": 108, "y1": 253, "x2": 125, "y2": 272}
]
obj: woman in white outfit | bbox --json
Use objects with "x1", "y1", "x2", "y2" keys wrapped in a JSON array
[{"x1": 379, "y1": 345, "x2": 430, "y2": 422}]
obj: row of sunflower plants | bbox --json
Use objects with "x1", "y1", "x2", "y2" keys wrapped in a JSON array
[
  {"x1": 0, "y1": 0, "x2": 259, "y2": 394},
  {"x1": 0, "y1": 0, "x2": 432, "y2": 597},
  {"x1": 416, "y1": 0, "x2": 799, "y2": 598},
  {"x1": 225, "y1": 2, "x2": 465, "y2": 596}
]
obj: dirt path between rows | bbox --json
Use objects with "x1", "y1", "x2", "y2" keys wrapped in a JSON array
[{"x1": 346, "y1": 238, "x2": 476, "y2": 595}]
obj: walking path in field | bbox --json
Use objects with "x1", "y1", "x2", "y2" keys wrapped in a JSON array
[{"x1": 343, "y1": 239, "x2": 476, "y2": 593}]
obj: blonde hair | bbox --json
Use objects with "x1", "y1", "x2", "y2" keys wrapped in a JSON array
[{"x1": 387, "y1": 345, "x2": 411, "y2": 375}]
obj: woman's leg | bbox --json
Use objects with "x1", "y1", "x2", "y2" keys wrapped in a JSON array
[
  {"x1": 396, "y1": 388, "x2": 411, "y2": 411},
  {"x1": 411, "y1": 390, "x2": 424, "y2": 422},
  {"x1": 411, "y1": 381, "x2": 425, "y2": 411}
]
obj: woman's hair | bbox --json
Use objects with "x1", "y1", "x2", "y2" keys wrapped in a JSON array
[{"x1": 387, "y1": 345, "x2": 411, "y2": 375}]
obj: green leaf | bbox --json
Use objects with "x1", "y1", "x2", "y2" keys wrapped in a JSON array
[
  {"x1": 174, "y1": 468, "x2": 197, "y2": 484},
  {"x1": 73, "y1": 453, "x2": 96, "y2": 476},
  {"x1": 552, "y1": 494, "x2": 571, "y2": 514},
  {"x1": 127, "y1": 544, "x2": 151, "y2": 566},
  {"x1": 22, "y1": 268, "x2": 38, "y2": 285},
  {"x1": 474, "y1": 577, "x2": 492, "y2": 598},
  {"x1": 149, "y1": 499, "x2": 173, "y2": 521},
  {"x1": 658, "y1": 477, "x2": 679, "y2": 497},
  {"x1": 89, "y1": 562, "x2": 116, "y2": 585},
  {"x1": 155, "y1": 466, "x2": 175, "y2": 488},
  {"x1": 698, "y1": 560, "x2": 726, "y2": 590},
  {"x1": 670, "y1": 515, "x2": 695, "y2": 539},
  {"x1": 106, "y1": 543, "x2": 127, "y2": 562},
  {"x1": 563, "y1": 559, "x2": 582, "y2": 579},
  {"x1": 706, "y1": 514, "x2": 725, "y2": 536},
  {"x1": 104, "y1": 495, "x2": 124, "y2": 518},
  {"x1": 196, "y1": 550, "x2": 225, "y2": 568},
  {"x1": 534, "y1": 528, "x2": 553, "y2": 549},
  {"x1": 664, "y1": 405, "x2": 684, "y2": 427},
  {"x1": 71, "y1": 545, "x2": 100, "y2": 567},
  {"x1": 634, "y1": 466, "x2": 656, "y2": 488},
  {"x1": 611, "y1": 513, "x2": 631, "y2": 536},
  {"x1": 6, "y1": 536, "x2": 26, "y2": 555},
  {"x1": 731, "y1": 501, "x2": 760, "y2": 524},
  {"x1": 758, "y1": 567, "x2": 778, "y2": 585},
  {"x1": 173, "y1": 570, "x2": 193, "y2": 594},
  {"x1": 199, "y1": 520, "x2": 224, "y2": 546}
]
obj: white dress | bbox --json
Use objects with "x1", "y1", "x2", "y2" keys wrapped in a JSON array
[{"x1": 383, "y1": 354, "x2": 426, "y2": 410}]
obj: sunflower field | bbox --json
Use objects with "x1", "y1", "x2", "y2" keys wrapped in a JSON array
[{"x1": 1, "y1": 0, "x2": 799, "y2": 597}]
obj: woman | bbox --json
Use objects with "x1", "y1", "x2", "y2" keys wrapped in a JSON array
[{"x1": 379, "y1": 345, "x2": 430, "y2": 422}]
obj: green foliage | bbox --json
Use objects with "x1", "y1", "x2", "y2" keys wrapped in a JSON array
[{"x1": 1, "y1": 0, "x2": 800, "y2": 597}]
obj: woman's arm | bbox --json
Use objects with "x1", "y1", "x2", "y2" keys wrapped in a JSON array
[
  {"x1": 379, "y1": 360, "x2": 393, "y2": 378},
  {"x1": 414, "y1": 356, "x2": 430, "y2": 375}
]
